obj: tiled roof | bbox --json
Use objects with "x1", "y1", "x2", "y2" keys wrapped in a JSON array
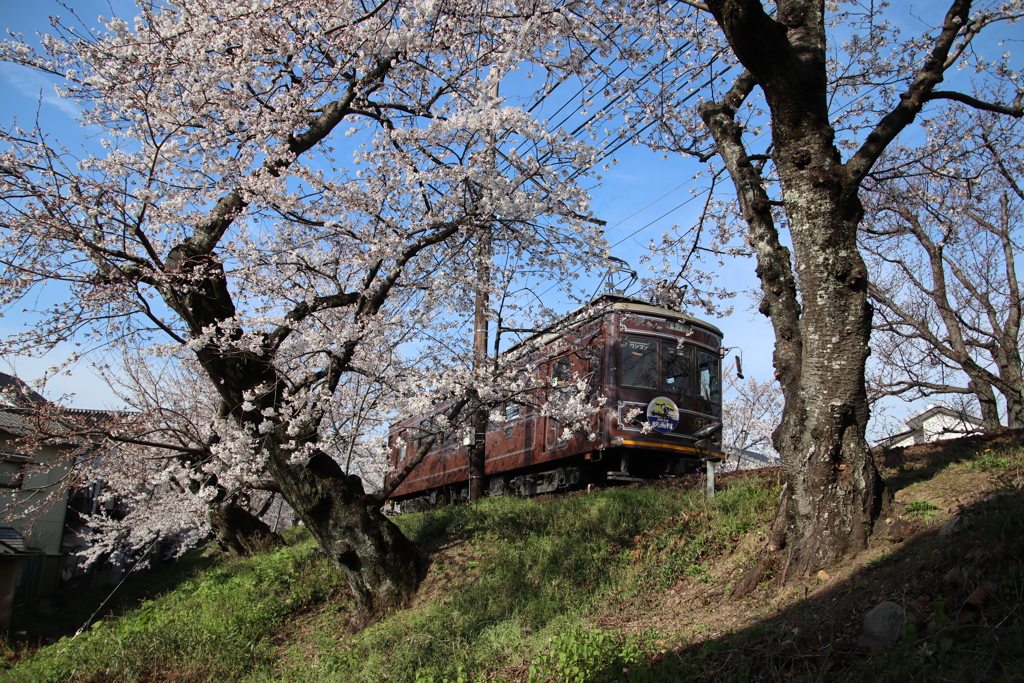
[
  {"x1": 0, "y1": 373, "x2": 46, "y2": 407},
  {"x1": 0, "y1": 527, "x2": 28, "y2": 554},
  {"x1": 0, "y1": 409, "x2": 34, "y2": 437},
  {"x1": 0, "y1": 374, "x2": 130, "y2": 442}
]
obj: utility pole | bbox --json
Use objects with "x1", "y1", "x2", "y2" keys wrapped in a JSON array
[
  {"x1": 468, "y1": 68, "x2": 498, "y2": 502},
  {"x1": 468, "y1": 235, "x2": 490, "y2": 501}
]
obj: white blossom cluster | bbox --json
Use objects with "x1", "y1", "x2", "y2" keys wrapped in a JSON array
[{"x1": 0, "y1": 0, "x2": 622, "y2": 555}]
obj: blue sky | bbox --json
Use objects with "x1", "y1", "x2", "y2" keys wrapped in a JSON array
[
  {"x1": 4, "y1": 0, "x2": 1011, "y2": 438},
  {"x1": 0, "y1": 0, "x2": 776, "y2": 411}
]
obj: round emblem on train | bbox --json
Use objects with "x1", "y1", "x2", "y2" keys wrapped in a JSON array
[{"x1": 646, "y1": 396, "x2": 680, "y2": 433}]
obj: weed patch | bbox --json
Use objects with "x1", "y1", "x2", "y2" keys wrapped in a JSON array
[
  {"x1": 904, "y1": 500, "x2": 941, "y2": 520},
  {"x1": 632, "y1": 482, "x2": 777, "y2": 587}
]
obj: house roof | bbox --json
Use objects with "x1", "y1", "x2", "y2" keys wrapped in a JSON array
[
  {"x1": 0, "y1": 374, "x2": 125, "y2": 441},
  {"x1": 0, "y1": 527, "x2": 28, "y2": 554},
  {"x1": 60, "y1": 408, "x2": 123, "y2": 430},
  {"x1": 0, "y1": 409, "x2": 35, "y2": 438},
  {"x1": 905, "y1": 404, "x2": 983, "y2": 431},
  {"x1": 735, "y1": 449, "x2": 779, "y2": 465},
  {"x1": 0, "y1": 373, "x2": 46, "y2": 408},
  {"x1": 874, "y1": 403, "x2": 984, "y2": 448}
]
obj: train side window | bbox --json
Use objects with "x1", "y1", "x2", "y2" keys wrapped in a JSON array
[
  {"x1": 389, "y1": 434, "x2": 404, "y2": 467},
  {"x1": 587, "y1": 358, "x2": 601, "y2": 398},
  {"x1": 663, "y1": 343, "x2": 692, "y2": 395},
  {"x1": 552, "y1": 357, "x2": 571, "y2": 384},
  {"x1": 411, "y1": 419, "x2": 433, "y2": 454},
  {"x1": 697, "y1": 350, "x2": 721, "y2": 404},
  {"x1": 551, "y1": 356, "x2": 572, "y2": 401},
  {"x1": 621, "y1": 336, "x2": 658, "y2": 389}
]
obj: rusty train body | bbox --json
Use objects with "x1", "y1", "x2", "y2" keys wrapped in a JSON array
[{"x1": 385, "y1": 296, "x2": 724, "y2": 505}]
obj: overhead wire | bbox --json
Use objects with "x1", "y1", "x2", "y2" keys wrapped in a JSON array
[{"x1": 454, "y1": 36, "x2": 748, "y2": 340}]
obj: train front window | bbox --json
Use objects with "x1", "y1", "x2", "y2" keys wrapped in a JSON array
[
  {"x1": 663, "y1": 343, "x2": 692, "y2": 394},
  {"x1": 697, "y1": 350, "x2": 721, "y2": 404},
  {"x1": 621, "y1": 336, "x2": 658, "y2": 388}
]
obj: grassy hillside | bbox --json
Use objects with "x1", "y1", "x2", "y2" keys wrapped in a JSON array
[{"x1": 2, "y1": 433, "x2": 1022, "y2": 682}]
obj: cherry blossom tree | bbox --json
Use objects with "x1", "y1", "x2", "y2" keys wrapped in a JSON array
[
  {"x1": 0, "y1": 0, "x2": 608, "y2": 613},
  {"x1": 597, "y1": 0, "x2": 1024, "y2": 582},
  {"x1": 88, "y1": 352, "x2": 286, "y2": 559},
  {"x1": 862, "y1": 107, "x2": 1024, "y2": 430}
]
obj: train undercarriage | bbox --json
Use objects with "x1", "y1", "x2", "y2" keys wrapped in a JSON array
[{"x1": 389, "y1": 448, "x2": 705, "y2": 514}]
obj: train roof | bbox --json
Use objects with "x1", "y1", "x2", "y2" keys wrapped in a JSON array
[
  {"x1": 589, "y1": 294, "x2": 723, "y2": 333},
  {"x1": 505, "y1": 294, "x2": 723, "y2": 357}
]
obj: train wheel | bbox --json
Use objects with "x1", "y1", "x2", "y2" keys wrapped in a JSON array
[{"x1": 487, "y1": 475, "x2": 507, "y2": 497}]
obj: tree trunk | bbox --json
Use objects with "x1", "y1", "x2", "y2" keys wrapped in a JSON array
[
  {"x1": 208, "y1": 499, "x2": 284, "y2": 557},
  {"x1": 265, "y1": 450, "x2": 424, "y2": 613},
  {"x1": 969, "y1": 378, "x2": 1004, "y2": 431},
  {"x1": 162, "y1": 245, "x2": 428, "y2": 615},
  {"x1": 993, "y1": 350, "x2": 1024, "y2": 429},
  {"x1": 702, "y1": 0, "x2": 886, "y2": 576},
  {"x1": 1004, "y1": 392, "x2": 1024, "y2": 430},
  {"x1": 700, "y1": 86, "x2": 884, "y2": 574},
  {"x1": 183, "y1": 331, "x2": 425, "y2": 614},
  {"x1": 768, "y1": 145, "x2": 884, "y2": 574}
]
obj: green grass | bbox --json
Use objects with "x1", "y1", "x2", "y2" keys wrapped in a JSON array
[
  {"x1": 1, "y1": 538, "x2": 340, "y2": 682},
  {"x1": 8, "y1": 457, "x2": 1018, "y2": 683},
  {"x1": 904, "y1": 499, "x2": 941, "y2": 520},
  {"x1": 293, "y1": 484, "x2": 778, "y2": 682},
  {"x1": 0, "y1": 481, "x2": 778, "y2": 682},
  {"x1": 879, "y1": 438, "x2": 1024, "y2": 490}
]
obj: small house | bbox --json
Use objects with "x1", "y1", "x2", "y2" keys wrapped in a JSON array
[{"x1": 877, "y1": 403, "x2": 984, "y2": 448}]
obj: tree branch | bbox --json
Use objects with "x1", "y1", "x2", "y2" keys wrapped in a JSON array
[
  {"x1": 924, "y1": 89, "x2": 1024, "y2": 117},
  {"x1": 847, "y1": 0, "x2": 973, "y2": 185}
]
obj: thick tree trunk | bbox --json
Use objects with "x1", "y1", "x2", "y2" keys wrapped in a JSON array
[
  {"x1": 208, "y1": 499, "x2": 284, "y2": 557},
  {"x1": 994, "y1": 351, "x2": 1024, "y2": 429},
  {"x1": 265, "y1": 450, "x2": 424, "y2": 613},
  {"x1": 969, "y1": 378, "x2": 1004, "y2": 431},
  {"x1": 1004, "y1": 393, "x2": 1024, "y2": 430},
  {"x1": 700, "y1": 0, "x2": 989, "y2": 580},
  {"x1": 703, "y1": 0, "x2": 886, "y2": 576},
  {"x1": 769, "y1": 101, "x2": 883, "y2": 572},
  {"x1": 189, "y1": 339, "x2": 425, "y2": 614},
  {"x1": 701, "y1": 89, "x2": 884, "y2": 574},
  {"x1": 769, "y1": 166, "x2": 883, "y2": 573}
]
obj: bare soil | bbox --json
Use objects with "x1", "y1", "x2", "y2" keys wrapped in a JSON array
[{"x1": 589, "y1": 429, "x2": 1024, "y2": 679}]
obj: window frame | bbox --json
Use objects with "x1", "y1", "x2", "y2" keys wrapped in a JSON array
[
  {"x1": 619, "y1": 335, "x2": 660, "y2": 389},
  {"x1": 696, "y1": 349, "x2": 722, "y2": 405}
]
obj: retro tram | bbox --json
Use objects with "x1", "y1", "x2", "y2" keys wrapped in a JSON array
[{"x1": 385, "y1": 295, "x2": 724, "y2": 506}]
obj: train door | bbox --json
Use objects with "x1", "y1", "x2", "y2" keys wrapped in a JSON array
[
  {"x1": 485, "y1": 399, "x2": 528, "y2": 472},
  {"x1": 522, "y1": 402, "x2": 535, "y2": 465},
  {"x1": 544, "y1": 356, "x2": 572, "y2": 452},
  {"x1": 543, "y1": 352, "x2": 600, "y2": 452}
]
